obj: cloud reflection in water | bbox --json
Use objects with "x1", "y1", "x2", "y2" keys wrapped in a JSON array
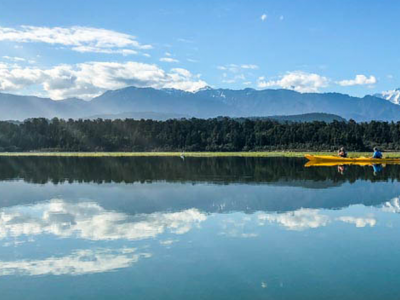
[
  {"x1": 0, "y1": 248, "x2": 151, "y2": 276},
  {"x1": 0, "y1": 199, "x2": 207, "y2": 241}
]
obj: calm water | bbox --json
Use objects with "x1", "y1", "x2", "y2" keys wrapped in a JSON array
[{"x1": 0, "y1": 157, "x2": 400, "y2": 299}]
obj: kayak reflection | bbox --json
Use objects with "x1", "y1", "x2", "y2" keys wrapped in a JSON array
[{"x1": 306, "y1": 161, "x2": 387, "y2": 176}]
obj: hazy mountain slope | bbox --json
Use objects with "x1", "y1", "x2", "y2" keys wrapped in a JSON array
[
  {"x1": 90, "y1": 87, "x2": 232, "y2": 117},
  {"x1": 0, "y1": 93, "x2": 90, "y2": 120},
  {"x1": 2, "y1": 87, "x2": 400, "y2": 121},
  {"x1": 91, "y1": 87, "x2": 400, "y2": 121}
]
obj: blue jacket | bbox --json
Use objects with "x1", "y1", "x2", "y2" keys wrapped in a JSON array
[{"x1": 373, "y1": 151, "x2": 382, "y2": 159}]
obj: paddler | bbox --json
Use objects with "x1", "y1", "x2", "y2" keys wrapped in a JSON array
[
  {"x1": 338, "y1": 147, "x2": 347, "y2": 158},
  {"x1": 372, "y1": 147, "x2": 383, "y2": 159}
]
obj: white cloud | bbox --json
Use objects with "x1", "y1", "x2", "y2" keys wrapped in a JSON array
[
  {"x1": 0, "y1": 61, "x2": 207, "y2": 99},
  {"x1": 177, "y1": 38, "x2": 194, "y2": 44},
  {"x1": 261, "y1": 14, "x2": 267, "y2": 21},
  {"x1": 218, "y1": 64, "x2": 256, "y2": 84},
  {"x1": 187, "y1": 58, "x2": 198, "y2": 63},
  {"x1": 257, "y1": 71, "x2": 329, "y2": 93},
  {"x1": 241, "y1": 64, "x2": 259, "y2": 69},
  {"x1": 222, "y1": 74, "x2": 246, "y2": 84},
  {"x1": 337, "y1": 216, "x2": 376, "y2": 228},
  {"x1": 2, "y1": 56, "x2": 25, "y2": 62},
  {"x1": 0, "y1": 248, "x2": 151, "y2": 276},
  {"x1": 218, "y1": 64, "x2": 258, "y2": 73},
  {"x1": 160, "y1": 57, "x2": 179, "y2": 63},
  {"x1": 71, "y1": 46, "x2": 138, "y2": 56},
  {"x1": 258, "y1": 209, "x2": 330, "y2": 231},
  {"x1": 279, "y1": 15, "x2": 284, "y2": 21},
  {"x1": 0, "y1": 25, "x2": 152, "y2": 55},
  {"x1": 337, "y1": 75, "x2": 377, "y2": 86}
]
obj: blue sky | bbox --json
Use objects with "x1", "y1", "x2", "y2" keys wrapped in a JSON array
[{"x1": 0, "y1": 0, "x2": 399, "y2": 99}]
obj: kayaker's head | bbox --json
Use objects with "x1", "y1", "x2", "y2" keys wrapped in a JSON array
[
  {"x1": 340, "y1": 147, "x2": 345, "y2": 151},
  {"x1": 374, "y1": 147, "x2": 378, "y2": 152}
]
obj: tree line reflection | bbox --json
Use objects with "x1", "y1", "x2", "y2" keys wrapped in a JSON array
[{"x1": 0, "y1": 156, "x2": 398, "y2": 185}]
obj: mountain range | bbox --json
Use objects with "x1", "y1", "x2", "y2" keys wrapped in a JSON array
[{"x1": 1, "y1": 86, "x2": 400, "y2": 122}]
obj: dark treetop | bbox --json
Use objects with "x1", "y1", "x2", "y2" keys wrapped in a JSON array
[{"x1": 0, "y1": 117, "x2": 400, "y2": 152}]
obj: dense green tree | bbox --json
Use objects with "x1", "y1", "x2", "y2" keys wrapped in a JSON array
[{"x1": 0, "y1": 118, "x2": 399, "y2": 152}]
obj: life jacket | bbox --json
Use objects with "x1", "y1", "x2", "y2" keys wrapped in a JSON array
[{"x1": 373, "y1": 151, "x2": 382, "y2": 159}]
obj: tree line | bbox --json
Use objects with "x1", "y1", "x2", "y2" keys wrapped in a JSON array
[{"x1": 0, "y1": 117, "x2": 400, "y2": 152}]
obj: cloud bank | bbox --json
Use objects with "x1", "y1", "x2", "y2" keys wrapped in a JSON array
[
  {"x1": 337, "y1": 75, "x2": 377, "y2": 86},
  {"x1": 258, "y1": 71, "x2": 329, "y2": 93},
  {"x1": 0, "y1": 25, "x2": 152, "y2": 55},
  {"x1": 0, "y1": 61, "x2": 207, "y2": 99}
]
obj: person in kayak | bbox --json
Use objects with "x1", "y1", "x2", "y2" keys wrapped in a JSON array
[
  {"x1": 372, "y1": 147, "x2": 383, "y2": 159},
  {"x1": 338, "y1": 147, "x2": 347, "y2": 158}
]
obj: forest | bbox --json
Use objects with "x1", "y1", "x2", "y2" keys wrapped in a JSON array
[{"x1": 0, "y1": 117, "x2": 399, "y2": 152}]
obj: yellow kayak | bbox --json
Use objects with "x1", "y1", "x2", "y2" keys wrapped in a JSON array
[{"x1": 304, "y1": 154, "x2": 400, "y2": 164}]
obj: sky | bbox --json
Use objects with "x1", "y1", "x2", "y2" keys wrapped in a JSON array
[{"x1": 0, "y1": 0, "x2": 399, "y2": 100}]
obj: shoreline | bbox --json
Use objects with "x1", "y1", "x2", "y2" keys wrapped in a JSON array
[{"x1": 0, "y1": 151, "x2": 399, "y2": 158}]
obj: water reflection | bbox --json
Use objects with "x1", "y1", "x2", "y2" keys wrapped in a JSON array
[
  {"x1": 258, "y1": 209, "x2": 331, "y2": 231},
  {"x1": 0, "y1": 156, "x2": 398, "y2": 185},
  {"x1": 381, "y1": 197, "x2": 400, "y2": 213},
  {"x1": 0, "y1": 157, "x2": 400, "y2": 299}
]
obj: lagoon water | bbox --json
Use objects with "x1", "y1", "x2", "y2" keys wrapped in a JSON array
[{"x1": 0, "y1": 157, "x2": 400, "y2": 299}]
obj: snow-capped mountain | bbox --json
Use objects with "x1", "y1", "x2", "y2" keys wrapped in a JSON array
[
  {"x1": 3, "y1": 86, "x2": 400, "y2": 121},
  {"x1": 374, "y1": 88, "x2": 400, "y2": 105}
]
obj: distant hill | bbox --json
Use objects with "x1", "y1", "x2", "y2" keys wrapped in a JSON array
[
  {"x1": 86, "y1": 111, "x2": 190, "y2": 121},
  {"x1": 86, "y1": 112, "x2": 344, "y2": 123},
  {"x1": 1, "y1": 87, "x2": 400, "y2": 122},
  {"x1": 238, "y1": 113, "x2": 346, "y2": 123}
]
